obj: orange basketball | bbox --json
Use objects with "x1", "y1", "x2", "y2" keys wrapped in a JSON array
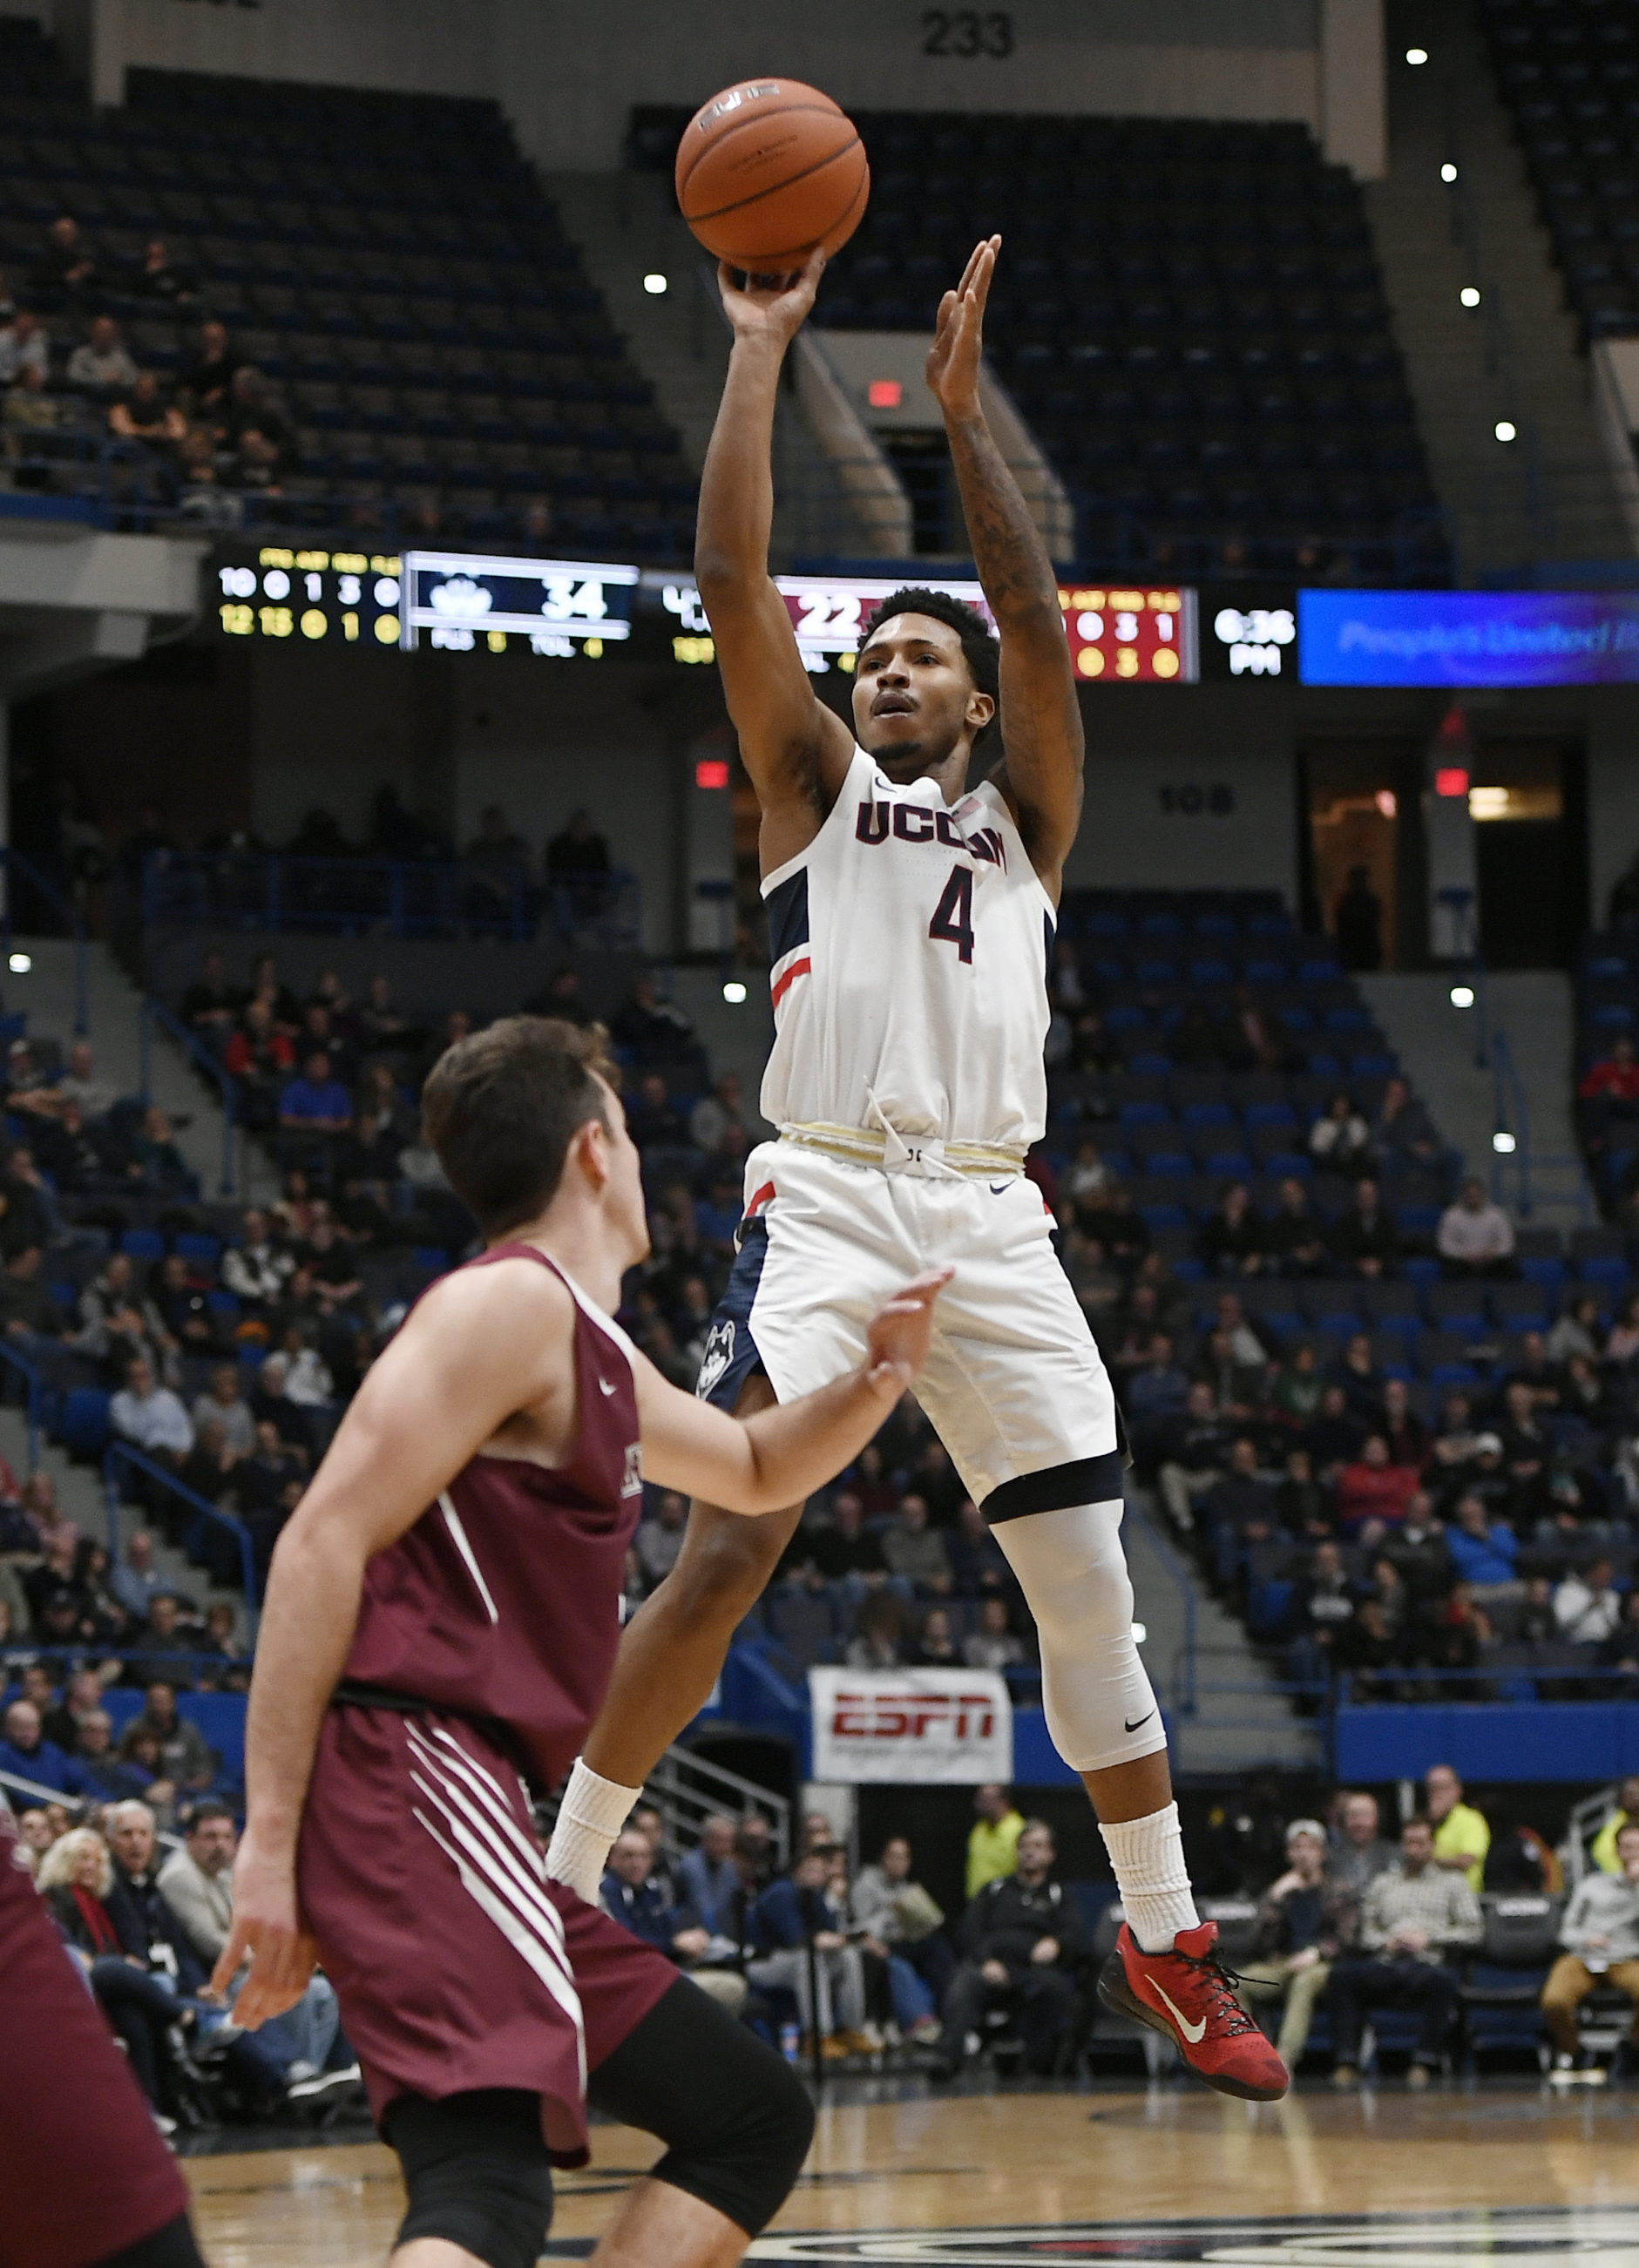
[{"x1": 675, "y1": 78, "x2": 869, "y2": 271}]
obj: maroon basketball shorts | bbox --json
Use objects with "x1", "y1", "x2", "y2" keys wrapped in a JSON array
[
  {"x1": 298, "y1": 1704, "x2": 675, "y2": 2165},
  {"x1": 0, "y1": 1832, "x2": 193, "y2": 2267}
]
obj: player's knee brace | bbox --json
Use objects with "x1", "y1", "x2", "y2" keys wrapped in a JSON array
[
  {"x1": 386, "y1": 2089, "x2": 553, "y2": 2268},
  {"x1": 989, "y1": 1497, "x2": 1166, "y2": 1774},
  {"x1": 654, "y1": 2044, "x2": 815, "y2": 2234}
]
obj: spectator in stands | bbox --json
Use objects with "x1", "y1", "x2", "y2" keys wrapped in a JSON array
[
  {"x1": 0, "y1": 1696, "x2": 95, "y2": 1801},
  {"x1": 135, "y1": 237, "x2": 193, "y2": 307},
  {"x1": 1270, "y1": 1345, "x2": 1324, "y2": 1433},
  {"x1": 1326, "y1": 1813, "x2": 1483, "y2": 2087},
  {"x1": 1199, "y1": 1436, "x2": 1281, "y2": 1593},
  {"x1": 1541, "y1": 1819, "x2": 1639, "y2": 2079},
  {"x1": 189, "y1": 1362, "x2": 255, "y2": 1458},
  {"x1": 65, "y1": 314, "x2": 137, "y2": 399},
  {"x1": 1555, "y1": 1557, "x2": 1622, "y2": 1645},
  {"x1": 1276, "y1": 1443, "x2": 1333, "y2": 1539},
  {"x1": 612, "y1": 971, "x2": 694, "y2": 1060},
  {"x1": 1077, "y1": 1182, "x2": 1151, "y2": 1272},
  {"x1": 74, "y1": 1711, "x2": 151, "y2": 1804},
  {"x1": 1304, "y1": 1384, "x2": 1366, "y2": 1479},
  {"x1": 0, "y1": 1244, "x2": 69, "y2": 1347},
  {"x1": 1548, "y1": 1293, "x2": 1605, "y2": 1367},
  {"x1": 1330, "y1": 1790, "x2": 1399, "y2": 1896},
  {"x1": 111, "y1": 1355, "x2": 193, "y2": 1465},
  {"x1": 127, "y1": 1681, "x2": 212, "y2": 1791},
  {"x1": 633, "y1": 1490, "x2": 687, "y2": 1591},
  {"x1": 804, "y1": 1492, "x2": 884, "y2": 1591},
  {"x1": 882, "y1": 1495, "x2": 952, "y2": 1592},
  {"x1": 1335, "y1": 1433, "x2": 1419, "y2": 1533},
  {"x1": 1333, "y1": 866, "x2": 1383, "y2": 972},
  {"x1": 846, "y1": 1591, "x2": 908, "y2": 1669},
  {"x1": 1285, "y1": 1540, "x2": 1356, "y2": 1692},
  {"x1": 949, "y1": 1497, "x2": 1012, "y2": 1598},
  {"x1": 545, "y1": 805, "x2": 611, "y2": 881},
  {"x1": 1265, "y1": 1179, "x2": 1329, "y2": 1277},
  {"x1": 125, "y1": 1594, "x2": 199, "y2": 1691},
  {"x1": 625, "y1": 1072, "x2": 688, "y2": 1153},
  {"x1": 1196, "y1": 1183, "x2": 1265, "y2": 1277},
  {"x1": 36, "y1": 1826, "x2": 193, "y2": 2109},
  {"x1": 1425, "y1": 1764, "x2": 1490, "y2": 1890},
  {"x1": 1234, "y1": 1818, "x2": 1358, "y2": 2074},
  {"x1": 966, "y1": 1784, "x2": 1025, "y2": 1899},
  {"x1": 1437, "y1": 1178, "x2": 1514, "y2": 1277},
  {"x1": 1155, "y1": 1379, "x2": 1233, "y2": 1531},
  {"x1": 0, "y1": 306, "x2": 50, "y2": 385},
  {"x1": 850, "y1": 1835, "x2": 952, "y2": 2040},
  {"x1": 1379, "y1": 1379, "x2": 1428, "y2": 1470},
  {"x1": 1371, "y1": 1077, "x2": 1442, "y2": 1178},
  {"x1": 1590, "y1": 1779, "x2": 1639, "y2": 1874},
  {"x1": 600, "y1": 1829, "x2": 747, "y2": 2015},
  {"x1": 911, "y1": 1604, "x2": 959, "y2": 1667},
  {"x1": 110, "y1": 1530, "x2": 163, "y2": 1622},
  {"x1": 677, "y1": 1815, "x2": 741, "y2": 1935},
  {"x1": 1309, "y1": 1092, "x2": 1373, "y2": 1178},
  {"x1": 220, "y1": 1208, "x2": 294, "y2": 1313},
  {"x1": 107, "y1": 369, "x2": 186, "y2": 458},
  {"x1": 1578, "y1": 1035, "x2": 1639, "y2": 1156},
  {"x1": 929, "y1": 1821, "x2": 1087, "y2": 2080},
  {"x1": 1445, "y1": 1493, "x2": 1519, "y2": 1588},
  {"x1": 180, "y1": 318, "x2": 238, "y2": 416},
  {"x1": 1330, "y1": 1179, "x2": 1399, "y2": 1277},
  {"x1": 279, "y1": 1049, "x2": 352, "y2": 1135},
  {"x1": 748, "y1": 1843, "x2": 869, "y2": 2054},
  {"x1": 964, "y1": 1594, "x2": 1026, "y2": 1671},
  {"x1": 690, "y1": 1072, "x2": 750, "y2": 1156}
]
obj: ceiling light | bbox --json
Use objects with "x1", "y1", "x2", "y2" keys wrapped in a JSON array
[
  {"x1": 1406, "y1": 47, "x2": 1429, "y2": 65},
  {"x1": 7, "y1": 952, "x2": 30, "y2": 974},
  {"x1": 642, "y1": 272, "x2": 668, "y2": 295},
  {"x1": 721, "y1": 980, "x2": 748, "y2": 1005},
  {"x1": 1495, "y1": 420, "x2": 1516, "y2": 441},
  {"x1": 1493, "y1": 1129, "x2": 1517, "y2": 1154},
  {"x1": 1460, "y1": 286, "x2": 1481, "y2": 308},
  {"x1": 1449, "y1": 985, "x2": 1475, "y2": 1009},
  {"x1": 1441, "y1": 162, "x2": 1458, "y2": 183}
]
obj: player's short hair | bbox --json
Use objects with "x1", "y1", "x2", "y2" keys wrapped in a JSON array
[
  {"x1": 859, "y1": 586, "x2": 1000, "y2": 707},
  {"x1": 422, "y1": 1016, "x2": 618, "y2": 1237}
]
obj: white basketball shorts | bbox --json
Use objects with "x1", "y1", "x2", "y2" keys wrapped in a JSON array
[{"x1": 694, "y1": 1140, "x2": 1123, "y2": 1520}]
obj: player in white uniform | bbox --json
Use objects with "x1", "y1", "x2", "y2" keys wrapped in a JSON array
[{"x1": 549, "y1": 240, "x2": 1285, "y2": 2100}]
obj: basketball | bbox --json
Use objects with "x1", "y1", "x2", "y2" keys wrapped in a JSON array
[{"x1": 675, "y1": 78, "x2": 869, "y2": 271}]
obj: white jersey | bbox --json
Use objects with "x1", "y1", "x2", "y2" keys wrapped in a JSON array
[{"x1": 759, "y1": 745, "x2": 1054, "y2": 1151}]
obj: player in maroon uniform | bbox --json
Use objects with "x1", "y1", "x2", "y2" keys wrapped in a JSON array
[
  {"x1": 214, "y1": 1017, "x2": 948, "y2": 2268},
  {"x1": 0, "y1": 1811, "x2": 210, "y2": 2268}
]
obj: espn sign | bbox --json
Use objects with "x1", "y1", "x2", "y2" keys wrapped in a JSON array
[{"x1": 809, "y1": 1669, "x2": 1013, "y2": 1784}]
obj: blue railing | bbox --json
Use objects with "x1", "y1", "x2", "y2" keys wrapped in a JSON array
[
  {"x1": 138, "y1": 994, "x2": 238, "y2": 1198},
  {"x1": 103, "y1": 1442, "x2": 260, "y2": 1617},
  {"x1": 0, "y1": 845, "x2": 88, "y2": 1036},
  {"x1": 140, "y1": 849, "x2": 641, "y2": 948}
]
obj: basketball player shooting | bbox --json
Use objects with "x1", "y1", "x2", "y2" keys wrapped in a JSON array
[
  {"x1": 215, "y1": 1018, "x2": 951, "y2": 2268},
  {"x1": 546, "y1": 240, "x2": 1286, "y2": 2102}
]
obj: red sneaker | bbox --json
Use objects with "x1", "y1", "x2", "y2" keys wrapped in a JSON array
[{"x1": 1098, "y1": 1919, "x2": 1289, "y2": 2101}]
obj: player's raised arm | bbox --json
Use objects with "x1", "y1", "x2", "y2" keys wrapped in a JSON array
[
  {"x1": 633, "y1": 1268, "x2": 951, "y2": 1509},
  {"x1": 928, "y1": 236, "x2": 1085, "y2": 896},
  {"x1": 213, "y1": 1261, "x2": 579, "y2": 2023},
  {"x1": 695, "y1": 253, "x2": 857, "y2": 870}
]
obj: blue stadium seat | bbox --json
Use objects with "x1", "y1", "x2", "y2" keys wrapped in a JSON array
[{"x1": 119, "y1": 1229, "x2": 164, "y2": 1261}]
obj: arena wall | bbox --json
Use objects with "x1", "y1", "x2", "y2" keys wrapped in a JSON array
[{"x1": 40, "y1": 0, "x2": 1385, "y2": 176}]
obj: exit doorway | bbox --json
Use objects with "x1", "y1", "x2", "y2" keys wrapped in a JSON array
[
  {"x1": 1301, "y1": 740, "x2": 1426, "y2": 970},
  {"x1": 1467, "y1": 736, "x2": 1587, "y2": 970}
]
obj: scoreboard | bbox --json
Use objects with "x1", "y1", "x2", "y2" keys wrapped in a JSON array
[
  {"x1": 1057, "y1": 584, "x2": 1197, "y2": 681},
  {"x1": 208, "y1": 550, "x2": 1222, "y2": 686},
  {"x1": 214, "y1": 544, "x2": 403, "y2": 645},
  {"x1": 399, "y1": 550, "x2": 639, "y2": 656}
]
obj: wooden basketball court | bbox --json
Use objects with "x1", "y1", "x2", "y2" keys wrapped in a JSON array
[{"x1": 179, "y1": 2081, "x2": 1639, "y2": 2264}]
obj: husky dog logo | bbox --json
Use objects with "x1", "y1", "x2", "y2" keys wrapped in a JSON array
[{"x1": 695, "y1": 1319, "x2": 737, "y2": 1403}]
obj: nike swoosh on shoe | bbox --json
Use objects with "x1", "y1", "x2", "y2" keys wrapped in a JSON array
[{"x1": 1153, "y1": 1980, "x2": 1208, "y2": 2044}]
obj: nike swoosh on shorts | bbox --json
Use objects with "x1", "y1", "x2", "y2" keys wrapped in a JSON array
[{"x1": 1124, "y1": 1710, "x2": 1155, "y2": 1733}]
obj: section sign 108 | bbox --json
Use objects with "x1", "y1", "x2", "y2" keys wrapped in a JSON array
[{"x1": 399, "y1": 552, "x2": 640, "y2": 655}]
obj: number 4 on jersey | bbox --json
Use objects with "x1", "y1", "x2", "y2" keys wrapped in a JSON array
[{"x1": 929, "y1": 863, "x2": 976, "y2": 964}]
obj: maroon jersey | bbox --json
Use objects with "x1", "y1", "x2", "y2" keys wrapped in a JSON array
[{"x1": 340, "y1": 1242, "x2": 643, "y2": 1790}]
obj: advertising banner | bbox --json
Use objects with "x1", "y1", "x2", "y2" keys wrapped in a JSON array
[
  {"x1": 1300, "y1": 588, "x2": 1639, "y2": 687},
  {"x1": 808, "y1": 1669, "x2": 1013, "y2": 1784}
]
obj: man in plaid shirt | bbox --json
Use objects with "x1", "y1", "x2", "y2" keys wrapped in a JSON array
[{"x1": 1326, "y1": 1814, "x2": 1483, "y2": 2089}]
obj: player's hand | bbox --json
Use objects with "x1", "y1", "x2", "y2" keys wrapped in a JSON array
[
  {"x1": 718, "y1": 247, "x2": 825, "y2": 347},
  {"x1": 864, "y1": 1266, "x2": 953, "y2": 1390},
  {"x1": 212, "y1": 1833, "x2": 319, "y2": 2025},
  {"x1": 926, "y1": 236, "x2": 1000, "y2": 417}
]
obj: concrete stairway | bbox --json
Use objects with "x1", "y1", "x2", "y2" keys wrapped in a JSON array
[
  {"x1": 1365, "y1": 0, "x2": 1630, "y2": 576},
  {"x1": 10, "y1": 933, "x2": 279, "y2": 1206},
  {"x1": 0, "y1": 1398, "x2": 247, "y2": 1630},
  {"x1": 545, "y1": 167, "x2": 877, "y2": 564},
  {"x1": 1358, "y1": 970, "x2": 1592, "y2": 1229},
  {"x1": 1122, "y1": 1488, "x2": 1321, "y2": 1773}
]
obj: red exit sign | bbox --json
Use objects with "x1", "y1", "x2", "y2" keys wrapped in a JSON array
[{"x1": 1057, "y1": 586, "x2": 1199, "y2": 681}]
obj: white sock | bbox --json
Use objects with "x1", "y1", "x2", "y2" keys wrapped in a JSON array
[
  {"x1": 1099, "y1": 1802, "x2": 1200, "y2": 1953},
  {"x1": 544, "y1": 1756, "x2": 640, "y2": 1903}
]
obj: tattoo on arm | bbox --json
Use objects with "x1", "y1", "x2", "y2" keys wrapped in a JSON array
[{"x1": 945, "y1": 412, "x2": 1060, "y2": 626}]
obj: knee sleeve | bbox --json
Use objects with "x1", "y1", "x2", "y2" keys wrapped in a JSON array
[
  {"x1": 384, "y1": 2089, "x2": 552, "y2": 2268},
  {"x1": 588, "y1": 1976, "x2": 814, "y2": 2236},
  {"x1": 989, "y1": 1498, "x2": 1167, "y2": 1773}
]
